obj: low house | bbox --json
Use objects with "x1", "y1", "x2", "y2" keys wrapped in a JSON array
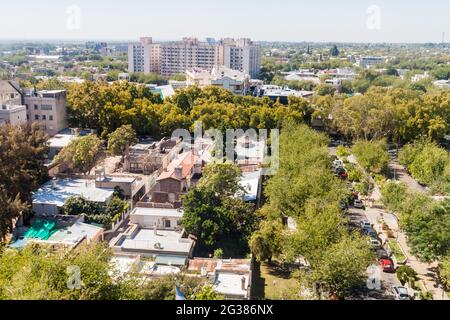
[
  {"x1": 109, "y1": 207, "x2": 195, "y2": 267},
  {"x1": 32, "y1": 179, "x2": 115, "y2": 216},
  {"x1": 186, "y1": 66, "x2": 250, "y2": 95},
  {"x1": 151, "y1": 151, "x2": 201, "y2": 207},
  {"x1": 188, "y1": 258, "x2": 253, "y2": 300}
]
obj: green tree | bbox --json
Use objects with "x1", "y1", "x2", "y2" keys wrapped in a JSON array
[
  {"x1": 352, "y1": 140, "x2": 389, "y2": 174},
  {"x1": 107, "y1": 125, "x2": 138, "y2": 158},
  {"x1": 55, "y1": 135, "x2": 103, "y2": 174}
]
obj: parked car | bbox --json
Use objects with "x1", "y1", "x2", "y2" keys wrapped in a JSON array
[
  {"x1": 333, "y1": 160, "x2": 344, "y2": 169},
  {"x1": 360, "y1": 221, "x2": 372, "y2": 229},
  {"x1": 369, "y1": 238, "x2": 382, "y2": 250},
  {"x1": 392, "y1": 286, "x2": 410, "y2": 300},
  {"x1": 376, "y1": 248, "x2": 390, "y2": 259},
  {"x1": 379, "y1": 258, "x2": 395, "y2": 273},
  {"x1": 354, "y1": 199, "x2": 366, "y2": 210},
  {"x1": 363, "y1": 228, "x2": 379, "y2": 239}
]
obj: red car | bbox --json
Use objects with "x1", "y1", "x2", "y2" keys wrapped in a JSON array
[{"x1": 379, "y1": 258, "x2": 395, "y2": 273}]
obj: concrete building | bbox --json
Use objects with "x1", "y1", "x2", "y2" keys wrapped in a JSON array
[
  {"x1": 219, "y1": 38, "x2": 261, "y2": 79},
  {"x1": 23, "y1": 89, "x2": 68, "y2": 137},
  {"x1": 186, "y1": 65, "x2": 250, "y2": 95},
  {"x1": 0, "y1": 80, "x2": 22, "y2": 105},
  {"x1": 32, "y1": 179, "x2": 115, "y2": 216},
  {"x1": 0, "y1": 104, "x2": 27, "y2": 126},
  {"x1": 128, "y1": 37, "x2": 261, "y2": 79},
  {"x1": 358, "y1": 56, "x2": 384, "y2": 69}
]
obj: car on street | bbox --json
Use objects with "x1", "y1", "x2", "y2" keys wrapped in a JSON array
[
  {"x1": 379, "y1": 258, "x2": 395, "y2": 273},
  {"x1": 363, "y1": 228, "x2": 379, "y2": 239},
  {"x1": 360, "y1": 221, "x2": 372, "y2": 229},
  {"x1": 392, "y1": 286, "x2": 410, "y2": 300},
  {"x1": 376, "y1": 248, "x2": 390, "y2": 259},
  {"x1": 369, "y1": 238, "x2": 382, "y2": 250},
  {"x1": 354, "y1": 199, "x2": 366, "y2": 210}
]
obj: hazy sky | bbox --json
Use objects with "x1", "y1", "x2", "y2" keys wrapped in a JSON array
[{"x1": 1, "y1": 0, "x2": 449, "y2": 43}]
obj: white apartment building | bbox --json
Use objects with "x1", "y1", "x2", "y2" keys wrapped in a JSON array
[
  {"x1": 23, "y1": 89, "x2": 68, "y2": 137},
  {"x1": 219, "y1": 38, "x2": 261, "y2": 79},
  {"x1": 159, "y1": 38, "x2": 219, "y2": 76},
  {"x1": 358, "y1": 56, "x2": 384, "y2": 69},
  {"x1": 186, "y1": 65, "x2": 250, "y2": 95},
  {"x1": 128, "y1": 37, "x2": 261, "y2": 79}
]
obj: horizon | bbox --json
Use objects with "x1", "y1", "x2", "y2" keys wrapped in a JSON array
[{"x1": 0, "y1": 0, "x2": 449, "y2": 43}]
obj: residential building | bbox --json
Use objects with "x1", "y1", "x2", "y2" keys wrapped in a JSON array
[
  {"x1": 123, "y1": 137, "x2": 182, "y2": 175},
  {"x1": 434, "y1": 80, "x2": 450, "y2": 90},
  {"x1": 128, "y1": 37, "x2": 261, "y2": 79},
  {"x1": 151, "y1": 151, "x2": 202, "y2": 207},
  {"x1": 188, "y1": 258, "x2": 253, "y2": 300},
  {"x1": 411, "y1": 72, "x2": 430, "y2": 82},
  {"x1": 0, "y1": 80, "x2": 22, "y2": 105},
  {"x1": 239, "y1": 169, "x2": 263, "y2": 207},
  {"x1": 32, "y1": 179, "x2": 115, "y2": 216},
  {"x1": 186, "y1": 65, "x2": 250, "y2": 95},
  {"x1": 159, "y1": 38, "x2": 219, "y2": 76},
  {"x1": 358, "y1": 56, "x2": 384, "y2": 69},
  {"x1": 219, "y1": 38, "x2": 261, "y2": 79},
  {"x1": 23, "y1": 89, "x2": 68, "y2": 137},
  {"x1": 109, "y1": 207, "x2": 195, "y2": 263},
  {"x1": 256, "y1": 85, "x2": 314, "y2": 104},
  {"x1": 0, "y1": 104, "x2": 27, "y2": 126}
]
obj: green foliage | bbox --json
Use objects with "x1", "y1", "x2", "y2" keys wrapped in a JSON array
[
  {"x1": 396, "y1": 265, "x2": 417, "y2": 286},
  {"x1": 107, "y1": 125, "x2": 138, "y2": 156},
  {"x1": 336, "y1": 145, "x2": 351, "y2": 158},
  {"x1": 193, "y1": 284, "x2": 224, "y2": 300},
  {"x1": 182, "y1": 163, "x2": 256, "y2": 256},
  {"x1": 381, "y1": 181, "x2": 408, "y2": 213},
  {"x1": 330, "y1": 45, "x2": 340, "y2": 57},
  {"x1": 213, "y1": 249, "x2": 224, "y2": 259},
  {"x1": 0, "y1": 123, "x2": 49, "y2": 238},
  {"x1": 62, "y1": 196, "x2": 101, "y2": 216},
  {"x1": 55, "y1": 135, "x2": 103, "y2": 174},
  {"x1": 315, "y1": 84, "x2": 336, "y2": 96},
  {"x1": 352, "y1": 140, "x2": 389, "y2": 174},
  {"x1": 399, "y1": 140, "x2": 450, "y2": 194},
  {"x1": 438, "y1": 256, "x2": 450, "y2": 291}
]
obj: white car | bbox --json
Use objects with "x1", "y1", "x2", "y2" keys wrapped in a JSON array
[
  {"x1": 392, "y1": 286, "x2": 410, "y2": 300},
  {"x1": 360, "y1": 221, "x2": 372, "y2": 229},
  {"x1": 369, "y1": 238, "x2": 382, "y2": 250},
  {"x1": 354, "y1": 199, "x2": 365, "y2": 209}
]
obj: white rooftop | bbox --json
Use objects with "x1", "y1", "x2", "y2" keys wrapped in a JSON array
[
  {"x1": 47, "y1": 222, "x2": 103, "y2": 245},
  {"x1": 32, "y1": 179, "x2": 114, "y2": 207},
  {"x1": 119, "y1": 229, "x2": 193, "y2": 256},
  {"x1": 214, "y1": 273, "x2": 250, "y2": 298},
  {"x1": 47, "y1": 132, "x2": 77, "y2": 149},
  {"x1": 130, "y1": 207, "x2": 184, "y2": 218},
  {"x1": 239, "y1": 170, "x2": 262, "y2": 202}
]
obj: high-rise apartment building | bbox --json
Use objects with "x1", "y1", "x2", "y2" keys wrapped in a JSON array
[
  {"x1": 128, "y1": 37, "x2": 261, "y2": 79},
  {"x1": 219, "y1": 38, "x2": 261, "y2": 79}
]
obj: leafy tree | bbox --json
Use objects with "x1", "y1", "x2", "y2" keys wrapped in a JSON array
[
  {"x1": 330, "y1": 45, "x2": 340, "y2": 57},
  {"x1": 396, "y1": 266, "x2": 417, "y2": 286},
  {"x1": 438, "y1": 255, "x2": 450, "y2": 291},
  {"x1": 193, "y1": 284, "x2": 224, "y2": 300},
  {"x1": 352, "y1": 140, "x2": 389, "y2": 174},
  {"x1": 62, "y1": 196, "x2": 101, "y2": 216},
  {"x1": 55, "y1": 135, "x2": 103, "y2": 174},
  {"x1": 0, "y1": 190, "x2": 27, "y2": 241},
  {"x1": 249, "y1": 220, "x2": 284, "y2": 264},
  {"x1": 107, "y1": 125, "x2": 138, "y2": 158}
]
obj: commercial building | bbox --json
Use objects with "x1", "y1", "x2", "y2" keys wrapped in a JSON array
[
  {"x1": 358, "y1": 56, "x2": 384, "y2": 69},
  {"x1": 186, "y1": 66, "x2": 250, "y2": 95},
  {"x1": 128, "y1": 37, "x2": 261, "y2": 79}
]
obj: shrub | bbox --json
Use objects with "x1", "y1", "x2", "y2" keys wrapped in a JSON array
[{"x1": 396, "y1": 265, "x2": 417, "y2": 286}]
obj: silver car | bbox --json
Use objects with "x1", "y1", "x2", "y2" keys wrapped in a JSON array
[{"x1": 392, "y1": 286, "x2": 410, "y2": 300}]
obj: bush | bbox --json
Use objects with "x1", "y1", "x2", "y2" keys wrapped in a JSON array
[
  {"x1": 336, "y1": 145, "x2": 351, "y2": 158},
  {"x1": 396, "y1": 265, "x2": 417, "y2": 286},
  {"x1": 214, "y1": 249, "x2": 224, "y2": 259}
]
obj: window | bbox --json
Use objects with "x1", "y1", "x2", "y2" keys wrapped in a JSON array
[
  {"x1": 34, "y1": 115, "x2": 39, "y2": 120},
  {"x1": 49, "y1": 115, "x2": 53, "y2": 121},
  {"x1": 42, "y1": 115, "x2": 46, "y2": 120},
  {"x1": 165, "y1": 220, "x2": 171, "y2": 228},
  {"x1": 34, "y1": 105, "x2": 38, "y2": 110},
  {"x1": 41, "y1": 105, "x2": 52, "y2": 111}
]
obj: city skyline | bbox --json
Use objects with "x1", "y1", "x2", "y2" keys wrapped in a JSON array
[{"x1": 1, "y1": 0, "x2": 449, "y2": 43}]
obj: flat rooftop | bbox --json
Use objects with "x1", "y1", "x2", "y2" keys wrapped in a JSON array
[
  {"x1": 131, "y1": 207, "x2": 184, "y2": 218},
  {"x1": 118, "y1": 229, "x2": 193, "y2": 256},
  {"x1": 48, "y1": 132, "x2": 77, "y2": 149},
  {"x1": 214, "y1": 273, "x2": 250, "y2": 297},
  {"x1": 32, "y1": 179, "x2": 114, "y2": 207},
  {"x1": 47, "y1": 221, "x2": 103, "y2": 245},
  {"x1": 239, "y1": 170, "x2": 262, "y2": 201}
]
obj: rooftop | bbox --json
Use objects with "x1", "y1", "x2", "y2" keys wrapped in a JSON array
[
  {"x1": 130, "y1": 207, "x2": 184, "y2": 218},
  {"x1": 239, "y1": 170, "x2": 262, "y2": 202},
  {"x1": 32, "y1": 179, "x2": 115, "y2": 207}
]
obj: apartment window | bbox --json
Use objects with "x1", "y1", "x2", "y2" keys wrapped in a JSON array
[
  {"x1": 34, "y1": 115, "x2": 39, "y2": 120},
  {"x1": 165, "y1": 220, "x2": 171, "y2": 228},
  {"x1": 41, "y1": 105, "x2": 52, "y2": 111},
  {"x1": 34, "y1": 105, "x2": 38, "y2": 110},
  {"x1": 49, "y1": 115, "x2": 53, "y2": 121},
  {"x1": 42, "y1": 115, "x2": 46, "y2": 120}
]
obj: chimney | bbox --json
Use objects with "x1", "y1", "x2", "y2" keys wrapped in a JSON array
[{"x1": 241, "y1": 276, "x2": 246, "y2": 291}]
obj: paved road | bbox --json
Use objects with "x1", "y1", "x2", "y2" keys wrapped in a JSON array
[{"x1": 388, "y1": 150, "x2": 429, "y2": 194}]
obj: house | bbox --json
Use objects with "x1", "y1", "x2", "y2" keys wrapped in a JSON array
[
  {"x1": 123, "y1": 137, "x2": 182, "y2": 175},
  {"x1": 186, "y1": 66, "x2": 250, "y2": 95},
  {"x1": 239, "y1": 169, "x2": 263, "y2": 207},
  {"x1": 0, "y1": 104, "x2": 27, "y2": 126},
  {"x1": 109, "y1": 207, "x2": 195, "y2": 265},
  {"x1": 188, "y1": 258, "x2": 253, "y2": 300},
  {"x1": 150, "y1": 151, "x2": 202, "y2": 207},
  {"x1": 10, "y1": 216, "x2": 104, "y2": 250},
  {"x1": 32, "y1": 179, "x2": 115, "y2": 216}
]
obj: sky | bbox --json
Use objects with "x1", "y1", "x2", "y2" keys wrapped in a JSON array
[{"x1": 0, "y1": 0, "x2": 449, "y2": 43}]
